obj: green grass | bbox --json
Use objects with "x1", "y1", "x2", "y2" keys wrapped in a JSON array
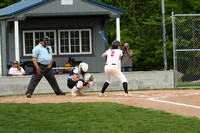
[{"x1": 0, "y1": 102, "x2": 200, "y2": 133}]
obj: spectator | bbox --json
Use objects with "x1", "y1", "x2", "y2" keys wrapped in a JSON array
[
  {"x1": 26, "y1": 36, "x2": 66, "y2": 98},
  {"x1": 63, "y1": 57, "x2": 75, "y2": 73},
  {"x1": 121, "y1": 43, "x2": 133, "y2": 72},
  {"x1": 65, "y1": 57, "x2": 75, "y2": 67},
  {"x1": 8, "y1": 60, "x2": 26, "y2": 76},
  {"x1": 53, "y1": 57, "x2": 75, "y2": 74}
]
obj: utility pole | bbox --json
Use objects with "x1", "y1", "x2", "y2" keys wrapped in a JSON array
[{"x1": 161, "y1": 0, "x2": 168, "y2": 70}]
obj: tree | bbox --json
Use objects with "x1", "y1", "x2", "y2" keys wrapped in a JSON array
[{"x1": 0, "y1": 0, "x2": 20, "y2": 9}]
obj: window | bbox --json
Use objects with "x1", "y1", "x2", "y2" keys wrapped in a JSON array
[
  {"x1": 23, "y1": 29, "x2": 92, "y2": 56},
  {"x1": 23, "y1": 30, "x2": 56, "y2": 56},
  {"x1": 61, "y1": 0, "x2": 73, "y2": 5},
  {"x1": 58, "y1": 29, "x2": 92, "y2": 55},
  {"x1": 81, "y1": 31, "x2": 90, "y2": 52}
]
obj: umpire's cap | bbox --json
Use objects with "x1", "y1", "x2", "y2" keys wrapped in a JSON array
[{"x1": 112, "y1": 40, "x2": 121, "y2": 49}]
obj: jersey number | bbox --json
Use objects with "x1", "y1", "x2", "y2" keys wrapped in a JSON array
[{"x1": 111, "y1": 51, "x2": 115, "y2": 57}]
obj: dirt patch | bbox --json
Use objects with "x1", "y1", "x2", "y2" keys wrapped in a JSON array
[{"x1": 1, "y1": 90, "x2": 200, "y2": 119}]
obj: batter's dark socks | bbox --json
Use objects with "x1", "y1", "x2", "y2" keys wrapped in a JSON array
[
  {"x1": 101, "y1": 82, "x2": 109, "y2": 93},
  {"x1": 123, "y1": 82, "x2": 128, "y2": 94}
]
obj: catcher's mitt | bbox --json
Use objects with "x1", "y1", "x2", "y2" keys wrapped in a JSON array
[{"x1": 84, "y1": 74, "x2": 94, "y2": 83}]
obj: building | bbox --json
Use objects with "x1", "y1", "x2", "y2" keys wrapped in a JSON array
[{"x1": 0, "y1": 0, "x2": 125, "y2": 76}]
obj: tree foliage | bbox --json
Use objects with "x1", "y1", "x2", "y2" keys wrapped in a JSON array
[
  {"x1": 1, "y1": 0, "x2": 200, "y2": 71},
  {"x1": 0, "y1": 0, "x2": 20, "y2": 9},
  {"x1": 98, "y1": 0, "x2": 200, "y2": 71}
]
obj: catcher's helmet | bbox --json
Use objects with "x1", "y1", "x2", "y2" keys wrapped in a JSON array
[
  {"x1": 79, "y1": 62, "x2": 88, "y2": 72},
  {"x1": 112, "y1": 40, "x2": 121, "y2": 49}
]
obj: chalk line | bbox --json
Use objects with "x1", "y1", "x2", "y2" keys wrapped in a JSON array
[{"x1": 148, "y1": 98, "x2": 200, "y2": 109}]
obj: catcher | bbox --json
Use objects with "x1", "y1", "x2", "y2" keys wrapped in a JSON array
[{"x1": 67, "y1": 62, "x2": 94, "y2": 96}]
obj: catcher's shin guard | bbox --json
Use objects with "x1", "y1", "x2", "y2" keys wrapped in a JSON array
[
  {"x1": 101, "y1": 82, "x2": 109, "y2": 93},
  {"x1": 123, "y1": 82, "x2": 128, "y2": 94},
  {"x1": 71, "y1": 86, "x2": 78, "y2": 96},
  {"x1": 77, "y1": 81, "x2": 83, "y2": 89}
]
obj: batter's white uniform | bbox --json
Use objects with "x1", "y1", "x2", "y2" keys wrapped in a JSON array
[{"x1": 104, "y1": 49, "x2": 127, "y2": 84}]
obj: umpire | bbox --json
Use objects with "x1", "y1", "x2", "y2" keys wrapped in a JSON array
[{"x1": 26, "y1": 36, "x2": 66, "y2": 98}]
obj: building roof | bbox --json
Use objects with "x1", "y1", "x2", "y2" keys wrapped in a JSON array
[
  {"x1": 0, "y1": 0, "x2": 48, "y2": 16},
  {"x1": 0, "y1": 0, "x2": 125, "y2": 17}
]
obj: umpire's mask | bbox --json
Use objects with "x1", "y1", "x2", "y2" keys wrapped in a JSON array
[{"x1": 42, "y1": 36, "x2": 50, "y2": 46}]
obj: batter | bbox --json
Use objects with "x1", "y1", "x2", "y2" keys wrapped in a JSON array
[{"x1": 100, "y1": 40, "x2": 129, "y2": 96}]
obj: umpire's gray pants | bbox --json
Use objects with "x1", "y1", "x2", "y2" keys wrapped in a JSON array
[{"x1": 26, "y1": 64, "x2": 63, "y2": 95}]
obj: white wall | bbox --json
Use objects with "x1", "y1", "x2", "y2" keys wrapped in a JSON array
[{"x1": 0, "y1": 71, "x2": 174, "y2": 96}]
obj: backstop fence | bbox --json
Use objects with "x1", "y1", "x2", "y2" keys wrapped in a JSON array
[{"x1": 172, "y1": 13, "x2": 200, "y2": 88}]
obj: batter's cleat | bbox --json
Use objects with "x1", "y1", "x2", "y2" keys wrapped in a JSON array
[
  {"x1": 71, "y1": 92, "x2": 77, "y2": 97},
  {"x1": 125, "y1": 93, "x2": 132, "y2": 97},
  {"x1": 26, "y1": 93, "x2": 32, "y2": 98},
  {"x1": 77, "y1": 90, "x2": 85, "y2": 96},
  {"x1": 99, "y1": 93, "x2": 107, "y2": 97}
]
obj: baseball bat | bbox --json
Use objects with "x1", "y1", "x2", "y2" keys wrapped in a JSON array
[{"x1": 98, "y1": 31, "x2": 109, "y2": 47}]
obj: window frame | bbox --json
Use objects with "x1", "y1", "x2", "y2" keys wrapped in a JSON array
[
  {"x1": 23, "y1": 30, "x2": 57, "y2": 56},
  {"x1": 58, "y1": 29, "x2": 92, "y2": 55}
]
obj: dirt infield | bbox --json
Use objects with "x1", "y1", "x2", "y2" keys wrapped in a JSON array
[{"x1": 1, "y1": 90, "x2": 200, "y2": 119}]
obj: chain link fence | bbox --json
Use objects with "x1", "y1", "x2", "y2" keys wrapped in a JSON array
[{"x1": 172, "y1": 13, "x2": 200, "y2": 88}]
